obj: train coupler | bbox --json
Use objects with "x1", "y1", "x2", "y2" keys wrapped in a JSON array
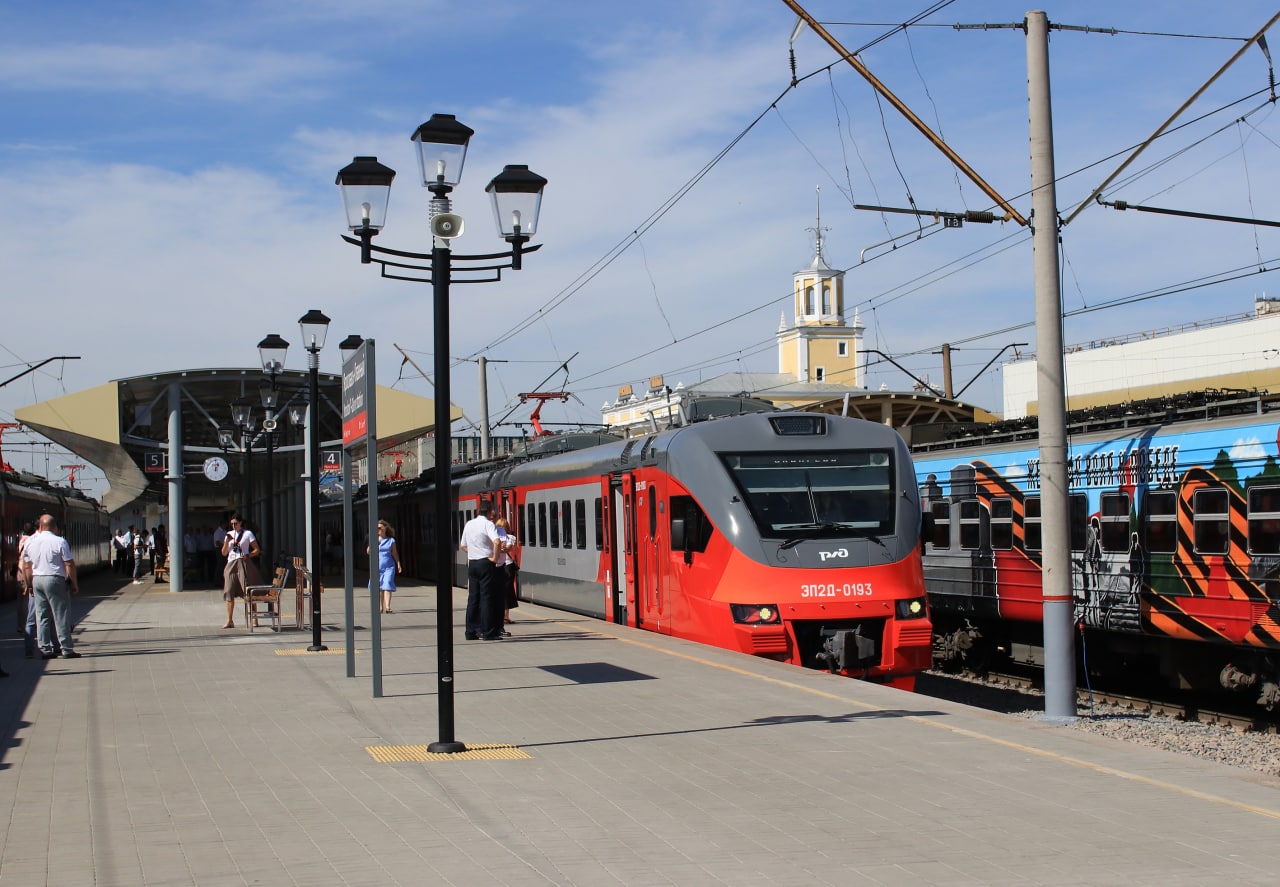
[{"x1": 815, "y1": 628, "x2": 878, "y2": 673}]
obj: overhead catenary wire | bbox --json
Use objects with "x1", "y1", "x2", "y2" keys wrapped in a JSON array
[
  {"x1": 468, "y1": 14, "x2": 1280, "y2": 424},
  {"x1": 468, "y1": 3, "x2": 961, "y2": 363},
  {"x1": 1064, "y1": 10, "x2": 1280, "y2": 226}
]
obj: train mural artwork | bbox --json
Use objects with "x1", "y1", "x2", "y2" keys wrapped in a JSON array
[{"x1": 913, "y1": 391, "x2": 1280, "y2": 708}]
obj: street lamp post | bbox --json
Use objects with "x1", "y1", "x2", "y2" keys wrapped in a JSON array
[
  {"x1": 337, "y1": 113, "x2": 547, "y2": 753},
  {"x1": 258, "y1": 334, "x2": 289, "y2": 569},
  {"x1": 299, "y1": 309, "x2": 331, "y2": 652}
]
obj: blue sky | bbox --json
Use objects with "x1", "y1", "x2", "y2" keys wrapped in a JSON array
[{"x1": 3, "y1": 1, "x2": 1279, "y2": 496}]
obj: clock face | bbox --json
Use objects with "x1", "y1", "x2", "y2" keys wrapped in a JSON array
[{"x1": 203, "y1": 456, "x2": 229, "y2": 482}]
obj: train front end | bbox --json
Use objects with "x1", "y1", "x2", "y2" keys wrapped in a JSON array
[{"x1": 668, "y1": 413, "x2": 932, "y2": 689}]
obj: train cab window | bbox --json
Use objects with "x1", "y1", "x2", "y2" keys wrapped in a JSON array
[
  {"x1": 1069, "y1": 494, "x2": 1088, "y2": 550},
  {"x1": 1024, "y1": 496, "x2": 1042, "y2": 551},
  {"x1": 721, "y1": 450, "x2": 894, "y2": 539},
  {"x1": 594, "y1": 497, "x2": 604, "y2": 550},
  {"x1": 670, "y1": 494, "x2": 713, "y2": 554},
  {"x1": 990, "y1": 497, "x2": 1013, "y2": 550},
  {"x1": 1193, "y1": 488, "x2": 1230, "y2": 555},
  {"x1": 562, "y1": 499, "x2": 573, "y2": 548},
  {"x1": 549, "y1": 502, "x2": 560, "y2": 548},
  {"x1": 1099, "y1": 492, "x2": 1131, "y2": 552},
  {"x1": 930, "y1": 501, "x2": 950, "y2": 550},
  {"x1": 538, "y1": 502, "x2": 548, "y2": 548},
  {"x1": 1249, "y1": 485, "x2": 1280, "y2": 555},
  {"x1": 575, "y1": 500, "x2": 587, "y2": 549},
  {"x1": 1145, "y1": 490, "x2": 1177, "y2": 553}
]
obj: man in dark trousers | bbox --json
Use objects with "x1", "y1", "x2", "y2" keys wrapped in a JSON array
[{"x1": 459, "y1": 501, "x2": 503, "y2": 640}]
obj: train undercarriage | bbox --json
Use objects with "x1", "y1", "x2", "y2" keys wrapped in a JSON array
[{"x1": 930, "y1": 608, "x2": 1280, "y2": 710}]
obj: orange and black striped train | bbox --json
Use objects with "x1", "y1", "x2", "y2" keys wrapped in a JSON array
[{"x1": 913, "y1": 389, "x2": 1280, "y2": 708}]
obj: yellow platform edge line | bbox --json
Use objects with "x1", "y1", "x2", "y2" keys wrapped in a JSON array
[{"x1": 366, "y1": 743, "x2": 531, "y2": 762}]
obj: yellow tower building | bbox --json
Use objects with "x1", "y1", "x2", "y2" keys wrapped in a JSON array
[{"x1": 775, "y1": 191, "x2": 863, "y2": 386}]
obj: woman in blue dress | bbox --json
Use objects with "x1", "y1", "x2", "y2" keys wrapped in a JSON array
[{"x1": 368, "y1": 520, "x2": 402, "y2": 614}]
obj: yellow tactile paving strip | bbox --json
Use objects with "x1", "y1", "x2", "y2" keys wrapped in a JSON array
[{"x1": 365, "y1": 743, "x2": 531, "y2": 763}]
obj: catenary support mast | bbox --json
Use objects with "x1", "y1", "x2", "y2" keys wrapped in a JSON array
[{"x1": 1026, "y1": 10, "x2": 1076, "y2": 721}]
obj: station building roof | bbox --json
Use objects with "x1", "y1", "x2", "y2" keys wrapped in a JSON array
[{"x1": 15, "y1": 367, "x2": 453, "y2": 513}]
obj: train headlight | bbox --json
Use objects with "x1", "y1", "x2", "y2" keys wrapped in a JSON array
[
  {"x1": 730, "y1": 604, "x2": 781, "y2": 625},
  {"x1": 895, "y1": 597, "x2": 928, "y2": 620}
]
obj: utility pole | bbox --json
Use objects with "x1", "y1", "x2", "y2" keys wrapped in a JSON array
[
  {"x1": 478, "y1": 356, "x2": 489, "y2": 460},
  {"x1": 1027, "y1": 11, "x2": 1076, "y2": 722}
]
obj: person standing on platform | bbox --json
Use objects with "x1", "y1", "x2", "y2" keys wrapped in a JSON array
[
  {"x1": 18, "y1": 521, "x2": 39, "y2": 659},
  {"x1": 494, "y1": 517, "x2": 518, "y2": 636},
  {"x1": 22, "y1": 513, "x2": 80, "y2": 660},
  {"x1": 150, "y1": 526, "x2": 166, "y2": 577},
  {"x1": 132, "y1": 527, "x2": 148, "y2": 585},
  {"x1": 196, "y1": 526, "x2": 215, "y2": 583},
  {"x1": 220, "y1": 513, "x2": 261, "y2": 628},
  {"x1": 367, "y1": 520, "x2": 402, "y2": 614},
  {"x1": 460, "y1": 501, "x2": 503, "y2": 640},
  {"x1": 113, "y1": 527, "x2": 131, "y2": 574}
]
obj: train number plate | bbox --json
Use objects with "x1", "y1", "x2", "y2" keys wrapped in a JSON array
[{"x1": 800, "y1": 583, "x2": 874, "y2": 598}]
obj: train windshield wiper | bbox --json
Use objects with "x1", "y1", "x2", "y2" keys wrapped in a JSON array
[
  {"x1": 778, "y1": 522, "x2": 844, "y2": 550},
  {"x1": 778, "y1": 523, "x2": 886, "y2": 551}
]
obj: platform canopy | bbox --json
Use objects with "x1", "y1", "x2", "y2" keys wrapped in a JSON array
[{"x1": 15, "y1": 368, "x2": 455, "y2": 513}]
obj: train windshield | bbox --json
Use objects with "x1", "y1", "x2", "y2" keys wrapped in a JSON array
[{"x1": 721, "y1": 451, "x2": 895, "y2": 538}]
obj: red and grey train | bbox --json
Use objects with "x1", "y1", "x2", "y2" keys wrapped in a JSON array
[
  {"x1": 1, "y1": 470, "x2": 110, "y2": 603},
  {"x1": 912, "y1": 390, "x2": 1280, "y2": 708},
  {"x1": 354, "y1": 407, "x2": 933, "y2": 688}
]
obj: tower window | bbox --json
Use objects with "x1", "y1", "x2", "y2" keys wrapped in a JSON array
[
  {"x1": 837, "y1": 341, "x2": 848, "y2": 357},
  {"x1": 821, "y1": 283, "x2": 832, "y2": 314},
  {"x1": 815, "y1": 366, "x2": 825, "y2": 382},
  {"x1": 804, "y1": 285, "x2": 814, "y2": 315}
]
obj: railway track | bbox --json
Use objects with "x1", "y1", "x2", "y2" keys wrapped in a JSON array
[{"x1": 920, "y1": 668, "x2": 1279, "y2": 734}]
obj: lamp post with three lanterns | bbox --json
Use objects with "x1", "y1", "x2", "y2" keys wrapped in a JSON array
[
  {"x1": 256, "y1": 320, "x2": 364, "y2": 652},
  {"x1": 337, "y1": 113, "x2": 547, "y2": 753}
]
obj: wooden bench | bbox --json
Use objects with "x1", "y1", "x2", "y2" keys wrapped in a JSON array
[{"x1": 153, "y1": 553, "x2": 170, "y2": 583}]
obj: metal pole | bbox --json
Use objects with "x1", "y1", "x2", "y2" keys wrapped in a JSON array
[
  {"x1": 429, "y1": 242, "x2": 463, "y2": 753},
  {"x1": 167, "y1": 383, "x2": 184, "y2": 592},
  {"x1": 1027, "y1": 11, "x2": 1076, "y2": 721},
  {"x1": 307, "y1": 349, "x2": 327, "y2": 651},
  {"x1": 479, "y1": 355, "x2": 490, "y2": 461},
  {"x1": 244, "y1": 432, "x2": 253, "y2": 529},
  {"x1": 264, "y1": 429, "x2": 274, "y2": 568},
  {"x1": 363, "y1": 343, "x2": 380, "y2": 695},
  {"x1": 342, "y1": 448, "x2": 357, "y2": 681}
]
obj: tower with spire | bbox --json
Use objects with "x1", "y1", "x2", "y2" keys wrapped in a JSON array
[{"x1": 775, "y1": 188, "x2": 864, "y2": 386}]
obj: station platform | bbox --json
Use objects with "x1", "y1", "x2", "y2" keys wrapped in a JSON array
[{"x1": 3, "y1": 568, "x2": 1280, "y2": 886}]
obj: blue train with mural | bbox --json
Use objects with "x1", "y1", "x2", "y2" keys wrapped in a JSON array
[{"x1": 912, "y1": 390, "x2": 1280, "y2": 708}]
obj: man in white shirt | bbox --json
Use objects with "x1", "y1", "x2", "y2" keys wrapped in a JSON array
[
  {"x1": 23, "y1": 513, "x2": 80, "y2": 659},
  {"x1": 459, "y1": 501, "x2": 503, "y2": 640},
  {"x1": 113, "y1": 527, "x2": 131, "y2": 574}
]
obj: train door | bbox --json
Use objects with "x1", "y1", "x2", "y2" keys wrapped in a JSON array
[
  {"x1": 604, "y1": 477, "x2": 627, "y2": 625},
  {"x1": 614, "y1": 473, "x2": 641, "y2": 627},
  {"x1": 633, "y1": 475, "x2": 668, "y2": 634}
]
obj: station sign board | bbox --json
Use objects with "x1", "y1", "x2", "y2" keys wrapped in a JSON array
[
  {"x1": 321, "y1": 450, "x2": 342, "y2": 477},
  {"x1": 341, "y1": 342, "x2": 370, "y2": 448},
  {"x1": 143, "y1": 452, "x2": 167, "y2": 474}
]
